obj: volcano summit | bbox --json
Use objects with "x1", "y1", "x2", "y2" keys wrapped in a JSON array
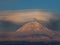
[{"x1": 16, "y1": 19, "x2": 55, "y2": 36}]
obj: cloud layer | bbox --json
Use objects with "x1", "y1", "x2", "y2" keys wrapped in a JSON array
[
  {"x1": 0, "y1": 10, "x2": 53, "y2": 23},
  {"x1": 0, "y1": 10, "x2": 60, "y2": 31}
]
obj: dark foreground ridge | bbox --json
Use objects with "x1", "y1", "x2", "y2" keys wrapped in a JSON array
[{"x1": 0, "y1": 41, "x2": 60, "y2": 45}]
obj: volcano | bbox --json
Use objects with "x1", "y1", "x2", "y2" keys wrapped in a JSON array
[
  {"x1": 16, "y1": 19, "x2": 55, "y2": 36},
  {"x1": 0, "y1": 19, "x2": 60, "y2": 41}
]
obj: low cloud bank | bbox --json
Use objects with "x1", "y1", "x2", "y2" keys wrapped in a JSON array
[{"x1": 46, "y1": 14, "x2": 60, "y2": 31}]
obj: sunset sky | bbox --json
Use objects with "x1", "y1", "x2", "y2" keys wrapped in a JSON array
[
  {"x1": 0, "y1": 0, "x2": 60, "y2": 42},
  {"x1": 0, "y1": 0, "x2": 60, "y2": 32},
  {"x1": 0, "y1": 0, "x2": 60, "y2": 12}
]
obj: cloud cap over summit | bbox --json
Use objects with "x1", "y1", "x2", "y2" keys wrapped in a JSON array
[{"x1": 0, "y1": 10, "x2": 54, "y2": 23}]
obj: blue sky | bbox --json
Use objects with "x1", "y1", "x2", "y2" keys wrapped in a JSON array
[{"x1": 0, "y1": 0, "x2": 60, "y2": 12}]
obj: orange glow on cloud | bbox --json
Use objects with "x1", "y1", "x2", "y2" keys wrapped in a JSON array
[{"x1": 0, "y1": 10, "x2": 53, "y2": 23}]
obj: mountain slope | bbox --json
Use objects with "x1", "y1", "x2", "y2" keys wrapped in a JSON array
[
  {"x1": 16, "y1": 19, "x2": 55, "y2": 36},
  {"x1": 0, "y1": 20, "x2": 59, "y2": 41}
]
